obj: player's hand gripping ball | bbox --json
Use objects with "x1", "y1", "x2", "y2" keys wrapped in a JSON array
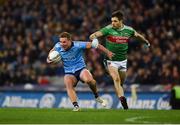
[{"x1": 48, "y1": 51, "x2": 61, "y2": 63}]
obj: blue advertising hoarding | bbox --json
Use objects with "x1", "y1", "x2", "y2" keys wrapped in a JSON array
[{"x1": 0, "y1": 91, "x2": 171, "y2": 109}]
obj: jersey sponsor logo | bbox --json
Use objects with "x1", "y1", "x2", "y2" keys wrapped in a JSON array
[
  {"x1": 63, "y1": 56, "x2": 76, "y2": 61},
  {"x1": 107, "y1": 36, "x2": 129, "y2": 44}
]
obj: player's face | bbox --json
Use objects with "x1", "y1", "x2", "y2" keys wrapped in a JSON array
[
  {"x1": 59, "y1": 37, "x2": 72, "y2": 50},
  {"x1": 111, "y1": 17, "x2": 122, "y2": 29}
]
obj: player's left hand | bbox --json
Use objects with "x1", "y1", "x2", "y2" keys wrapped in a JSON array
[
  {"x1": 144, "y1": 42, "x2": 150, "y2": 49},
  {"x1": 107, "y1": 50, "x2": 115, "y2": 60}
]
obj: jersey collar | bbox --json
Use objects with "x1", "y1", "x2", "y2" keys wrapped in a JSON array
[
  {"x1": 61, "y1": 42, "x2": 74, "y2": 52},
  {"x1": 117, "y1": 24, "x2": 125, "y2": 31}
]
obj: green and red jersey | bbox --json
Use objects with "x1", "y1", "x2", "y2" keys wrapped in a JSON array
[{"x1": 100, "y1": 25, "x2": 135, "y2": 61}]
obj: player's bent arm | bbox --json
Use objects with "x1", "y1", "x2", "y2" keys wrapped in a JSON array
[
  {"x1": 134, "y1": 31, "x2": 150, "y2": 47},
  {"x1": 86, "y1": 39, "x2": 114, "y2": 59},
  {"x1": 89, "y1": 31, "x2": 103, "y2": 40},
  {"x1": 98, "y1": 44, "x2": 114, "y2": 59}
]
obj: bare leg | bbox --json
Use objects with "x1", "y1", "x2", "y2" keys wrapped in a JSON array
[
  {"x1": 119, "y1": 71, "x2": 126, "y2": 85},
  {"x1": 108, "y1": 66, "x2": 124, "y2": 97},
  {"x1": 80, "y1": 69, "x2": 98, "y2": 98},
  {"x1": 108, "y1": 66, "x2": 128, "y2": 109},
  {"x1": 80, "y1": 69, "x2": 107, "y2": 107},
  {"x1": 64, "y1": 75, "x2": 78, "y2": 106}
]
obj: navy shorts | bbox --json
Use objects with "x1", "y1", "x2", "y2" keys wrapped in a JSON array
[{"x1": 65, "y1": 68, "x2": 86, "y2": 85}]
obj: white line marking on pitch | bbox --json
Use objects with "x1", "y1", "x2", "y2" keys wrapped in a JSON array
[{"x1": 125, "y1": 116, "x2": 158, "y2": 124}]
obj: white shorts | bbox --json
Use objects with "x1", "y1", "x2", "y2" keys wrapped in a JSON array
[{"x1": 107, "y1": 59, "x2": 127, "y2": 72}]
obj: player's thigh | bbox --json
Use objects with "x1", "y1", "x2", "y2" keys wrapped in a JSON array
[
  {"x1": 64, "y1": 75, "x2": 77, "y2": 88},
  {"x1": 80, "y1": 69, "x2": 94, "y2": 83},
  {"x1": 108, "y1": 65, "x2": 120, "y2": 81},
  {"x1": 119, "y1": 71, "x2": 127, "y2": 84}
]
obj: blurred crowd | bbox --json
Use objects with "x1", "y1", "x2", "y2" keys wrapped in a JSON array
[{"x1": 0, "y1": 0, "x2": 179, "y2": 87}]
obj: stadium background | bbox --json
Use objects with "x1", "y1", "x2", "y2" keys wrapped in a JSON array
[{"x1": 0, "y1": 0, "x2": 179, "y2": 109}]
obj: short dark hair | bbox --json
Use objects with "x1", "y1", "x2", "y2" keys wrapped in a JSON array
[
  {"x1": 59, "y1": 32, "x2": 72, "y2": 40},
  {"x1": 112, "y1": 10, "x2": 123, "y2": 20}
]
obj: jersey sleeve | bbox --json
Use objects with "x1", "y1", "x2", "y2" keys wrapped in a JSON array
[
  {"x1": 126, "y1": 26, "x2": 136, "y2": 37},
  {"x1": 100, "y1": 26, "x2": 109, "y2": 36},
  {"x1": 131, "y1": 27, "x2": 136, "y2": 36},
  {"x1": 74, "y1": 41, "x2": 87, "y2": 49},
  {"x1": 54, "y1": 43, "x2": 61, "y2": 51}
]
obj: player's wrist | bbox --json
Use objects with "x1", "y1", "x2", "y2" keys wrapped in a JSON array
[
  {"x1": 91, "y1": 38, "x2": 99, "y2": 48},
  {"x1": 145, "y1": 40, "x2": 150, "y2": 47},
  {"x1": 146, "y1": 42, "x2": 150, "y2": 47},
  {"x1": 143, "y1": 42, "x2": 150, "y2": 49}
]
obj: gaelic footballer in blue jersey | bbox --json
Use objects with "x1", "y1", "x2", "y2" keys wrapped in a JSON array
[{"x1": 47, "y1": 32, "x2": 114, "y2": 111}]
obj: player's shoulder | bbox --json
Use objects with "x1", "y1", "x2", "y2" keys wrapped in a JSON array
[
  {"x1": 54, "y1": 42, "x2": 64, "y2": 51},
  {"x1": 73, "y1": 41, "x2": 87, "y2": 47},
  {"x1": 54, "y1": 42, "x2": 61, "y2": 48},
  {"x1": 123, "y1": 25, "x2": 135, "y2": 31},
  {"x1": 104, "y1": 24, "x2": 113, "y2": 29},
  {"x1": 73, "y1": 41, "x2": 85, "y2": 44}
]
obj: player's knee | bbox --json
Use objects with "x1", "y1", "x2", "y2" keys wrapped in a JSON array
[
  {"x1": 114, "y1": 78, "x2": 120, "y2": 84},
  {"x1": 65, "y1": 82, "x2": 74, "y2": 89},
  {"x1": 85, "y1": 78, "x2": 95, "y2": 84},
  {"x1": 85, "y1": 79, "x2": 93, "y2": 84}
]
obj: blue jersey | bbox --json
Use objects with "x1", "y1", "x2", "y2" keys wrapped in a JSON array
[{"x1": 54, "y1": 41, "x2": 87, "y2": 73}]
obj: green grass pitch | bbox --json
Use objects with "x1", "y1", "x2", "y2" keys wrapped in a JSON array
[{"x1": 0, "y1": 108, "x2": 180, "y2": 124}]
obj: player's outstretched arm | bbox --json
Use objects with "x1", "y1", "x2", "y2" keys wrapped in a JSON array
[
  {"x1": 134, "y1": 31, "x2": 150, "y2": 47},
  {"x1": 87, "y1": 39, "x2": 114, "y2": 59},
  {"x1": 98, "y1": 44, "x2": 114, "y2": 59}
]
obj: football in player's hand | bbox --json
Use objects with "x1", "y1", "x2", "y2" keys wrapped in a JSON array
[{"x1": 48, "y1": 51, "x2": 61, "y2": 63}]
